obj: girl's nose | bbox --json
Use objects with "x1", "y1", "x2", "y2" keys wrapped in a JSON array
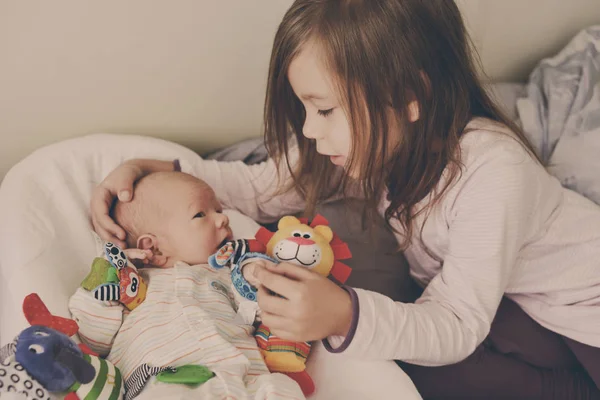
[{"x1": 303, "y1": 118, "x2": 320, "y2": 140}]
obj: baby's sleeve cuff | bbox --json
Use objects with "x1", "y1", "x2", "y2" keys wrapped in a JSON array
[{"x1": 322, "y1": 285, "x2": 359, "y2": 353}]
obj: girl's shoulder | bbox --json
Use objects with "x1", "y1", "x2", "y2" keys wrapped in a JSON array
[
  {"x1": 458, "y1": 117, "x2": 535, "y2": 171},
  {"x1": 434, "y1": 117, "x2": 548, "y2": 207}
]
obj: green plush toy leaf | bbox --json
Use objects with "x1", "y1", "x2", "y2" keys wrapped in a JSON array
[
  {"x1": 156, "y1": 364, "x2": 214, "y2": 385},
  {"x1": 81, "y1": 258, "x2": 116, "y2": 291},
  {"x1": 106, "y1": 267, "x2": 120, "y2": 284}
]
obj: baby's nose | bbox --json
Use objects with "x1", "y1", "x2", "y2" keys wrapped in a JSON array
[{"x1": 216, "y1": 212, "x2": 229, "y2": 228}]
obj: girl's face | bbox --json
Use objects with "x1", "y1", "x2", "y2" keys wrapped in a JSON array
[{"x1": 288, "y1": 43, "x2": 354, "y2": 174}]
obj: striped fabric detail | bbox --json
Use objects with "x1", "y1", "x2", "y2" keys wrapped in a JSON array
[
  {"x1": 232, "y1": 239, "x2": 248, "y2": 263},
  {"x1": 74, "y1": 354, "x2": 124, "y2": 400},
  {"x1": 125, "y1": 364, "x2": 176, "y2": 400},
  {"x1": 214, "y1": 239, "x2": 249, "y2": 267},
  {"x1": 256, "y1": 326, "x2": 311, "y2": 361},
  {"x1": 94, "y1": 283, "x2": 121, "y2": 302},
  {"x1": 68, "y1": 288, "x2": 123, "y2": 357},
  {"x1": 0, "y1": 340, "x2": 16, "y2": 363}
]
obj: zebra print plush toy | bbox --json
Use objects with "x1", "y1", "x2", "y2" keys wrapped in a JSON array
[{"x1": 80, "y1": 243, "x2": 147, "y2": 311}]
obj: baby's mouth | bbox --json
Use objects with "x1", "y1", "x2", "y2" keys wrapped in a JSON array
[{"x1": 217, "y1": 234, "x2": 232, "y2": 249}]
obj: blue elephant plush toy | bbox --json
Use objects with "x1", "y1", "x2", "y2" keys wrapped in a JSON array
[
  {"x1": 0, "y1": 294, "x2": 124, "y2": 400},
  {"x1": 14, "y1": 326, "x2": 96, "y2": 392}
]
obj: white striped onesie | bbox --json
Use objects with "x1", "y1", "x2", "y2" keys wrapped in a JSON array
[{"x1": 69, "y1": 262, "x2": 304, "y2": 399}]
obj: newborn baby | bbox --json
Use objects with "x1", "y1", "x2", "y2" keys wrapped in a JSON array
[
  {"x1": 113, "y1": 171, "x2": 234, "y2": 268},
  {"x1": 68, "y1": 171, "x2": 304, "y2": 399},
  {"x1": 113, "y1": 171, "x2": 266, "y2": 287}
]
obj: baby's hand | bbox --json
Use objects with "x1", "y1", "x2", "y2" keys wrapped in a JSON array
[
  {"x1": 123, "y1": 249, "x2": 153, "y2": 267},
  {"x1": 242, "y1": 259, "x2": 277, "y2": 287},
  {"x1": 123, "y1": 248, "x2": 169, "y2": 268}
]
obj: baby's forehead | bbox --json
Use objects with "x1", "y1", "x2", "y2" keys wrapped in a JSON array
[{"x1": 174, "y1": 179, "x2": 218, "y2": 205}]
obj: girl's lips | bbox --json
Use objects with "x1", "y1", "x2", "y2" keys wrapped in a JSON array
[{"x1": 330, "y1": 155, "x2": 346, "y2": 166}]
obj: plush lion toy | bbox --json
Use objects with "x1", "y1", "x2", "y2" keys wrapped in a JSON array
[
  {"x1": 257, "y1": 215, "x2": 352, "y2": 281},
  {"x1": 209, "y1": 214, "x2": 352, "y2": 396}
]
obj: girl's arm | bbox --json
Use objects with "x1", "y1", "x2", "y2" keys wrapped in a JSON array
[
  {"x1": 326, "y1": 142, "x2": 544, "y2": 366},
  {"x1": 92, "y1": 143, "x2": 307, "y2": 245},
  {"x1": 176, "y1": 143, "x2": 305, "y2": 223}
]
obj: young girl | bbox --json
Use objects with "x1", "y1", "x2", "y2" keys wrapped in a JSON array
[{"x1": 92, "y1": 0, "x2": 600, "y2": 398}]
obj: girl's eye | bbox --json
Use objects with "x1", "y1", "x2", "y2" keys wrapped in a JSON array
[
  {"x1": 194, "y1": 212, "x2": 206, "y2": 219},
  {"x1": 317, "y1": 108, "x2": 334, "y2": 117}
]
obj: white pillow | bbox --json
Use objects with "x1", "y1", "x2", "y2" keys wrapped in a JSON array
[{"x1": 0, "y1": 133, "x2": 259, "y2": 342}]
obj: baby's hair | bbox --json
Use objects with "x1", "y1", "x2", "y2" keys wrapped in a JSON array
[{"x1": 263, "y1": 0, "x2": 538, "y2": 249}]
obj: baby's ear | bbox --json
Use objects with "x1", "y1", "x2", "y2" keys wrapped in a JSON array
[
  {"x1": 137, "y1": 234, "x2": 169, "y2": 268},
  {"x1": 137, "y1": 234, "x2": 157, "y2": 251}
]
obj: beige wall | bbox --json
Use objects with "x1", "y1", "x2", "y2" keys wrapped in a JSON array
[{"x1": 1, "y1": 0, "x2": 600, "y2": 178}]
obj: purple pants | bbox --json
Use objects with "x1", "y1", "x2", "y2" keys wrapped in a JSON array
[{"x1": 398, "y1": 298, "x2": 600, "y2": 399}]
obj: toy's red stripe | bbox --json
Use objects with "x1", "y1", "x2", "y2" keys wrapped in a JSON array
[
  {"x1": 255, "y1": 226, "x2": 275, "y2": 245},
  {"x1": 247, "y1": 239, "x2": 267, "y2": 253},
  {"x1": 309, "y1": 214, "x2": 329, "y2": 227},
  {"x1": 331, "y1": 261, "x2": 352, "y2": 284},
  {"x1": 331, "y1": 243, "x2": 352, "y2": 260}
]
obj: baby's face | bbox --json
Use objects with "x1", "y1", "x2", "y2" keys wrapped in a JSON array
[{"x1": 158, "y1": 179, "x2": 233, "y2": 266}]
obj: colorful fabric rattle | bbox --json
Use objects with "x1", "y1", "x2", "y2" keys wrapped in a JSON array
[{"x1": 81, "y1": 243, "x2": 147, "y2": 310}]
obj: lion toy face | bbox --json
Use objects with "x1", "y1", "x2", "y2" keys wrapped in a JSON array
[
  {"x1": 255, "y1": 215, "x2": 352, "y2": 284},
  {"x1": 267, "y1": 216, "x2": 335, "y2": 277}
]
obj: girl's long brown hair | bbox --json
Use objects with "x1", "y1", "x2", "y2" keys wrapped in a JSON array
[{"x1": 264, "y1": 0, "x2": 537, "y2": 248}]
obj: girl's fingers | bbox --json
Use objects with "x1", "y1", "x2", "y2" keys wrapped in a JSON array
[
  {"x1": 259, "y1": 311, "x2": 294, "y2": 332},
  {"x1": 98, "y1": 213, "x2": 126, "y2": 241},
  {"x1": 90, "y1": 163, "x2": 143, "y2": 244},
  {"x1": 264, "y1": 262, "x2": 316, "y2": 281},
  {"x1": 96, "y1": 227, "x2": 126, "y2": 249},
  {"x1": 115, "y1": 164, "x2": 145, "y2": 202},
  {"x1": 256, "y1": 285, "x2": 289, "y2": 316},
  {"x1": 91, "y1": 186, "x2": 127, "y2": 242},
  {"x1": 254, "y1": 267, "x2": 302, "y2": 299}
]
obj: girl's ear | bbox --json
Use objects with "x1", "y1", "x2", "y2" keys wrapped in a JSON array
[
  {"x1": 407, "y1": 100, "x2": 420, "y2": 122},
  {"x1": 406, "y1": 70, "x2": 428, "y2": 123}
]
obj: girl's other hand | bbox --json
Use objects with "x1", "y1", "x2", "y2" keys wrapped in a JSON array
[
  {"x1": 241, "y1": 259, "x2": 276, "y2": 287},
  {"x1": 255, "y1": 262, "x2": 353, "y2": 342}
]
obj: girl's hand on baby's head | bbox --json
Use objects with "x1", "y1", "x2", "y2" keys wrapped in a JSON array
[
  {"x1": 255, "y1": 262, "x2": 353, "y2": 342},
  {"x1": 91, "y1": 161, "x2": 145, "y2": 248}
]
